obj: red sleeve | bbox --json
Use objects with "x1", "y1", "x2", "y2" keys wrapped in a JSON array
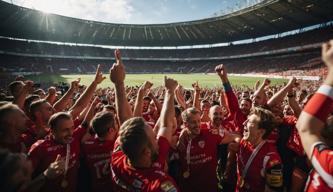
[
  {"x1": 153, "y1": 136, "x2": 170, "y2": 169},
  {"x1": 283, "y1": 116, "x2": 297, "y2": 125},
  {"x1": 28, "y1": 141, "x2": 43, "y2": 171},
  {"x1": 73, "y1": 125, "x2": 87, "y2": 141},
  {"x1": 224, "y1": 90, "x2": 240, "y2": 118},
  {"x1": 206, "y1": 129, "x2": 223, "y2": 145},
  {"x1": 310, "y1": 142, "x2": 333, "y2": 188},
  {"x1": 73, "y1": 118, "x2": 83, "y2": 128}
]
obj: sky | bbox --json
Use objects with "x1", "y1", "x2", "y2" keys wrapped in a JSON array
[{"x1": 4, "y1": 0, "x2": 263, "y2": 24}]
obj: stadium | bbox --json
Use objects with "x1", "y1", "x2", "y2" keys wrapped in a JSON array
[{"x1": 1, "y1": 0, "x2": 333, "y2": 191}]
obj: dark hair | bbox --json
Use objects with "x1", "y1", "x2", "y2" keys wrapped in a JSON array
[
  {"x1": 24, "y1": 95, "x2": 40, "y2": 114},
  {"x1": 119, "y1": 117, "x2": 148, "y2": 163},
  {"x1": 29, "y1": 99, "x2": 48, "y2": 121},
  {"x1": 143, "y1": 97, "x2": 151, "y2": 102},
  {"x1": 175, "y1": 106, "x2": 182, "y2": 117},
  {"x1": 103, "y1": 105, "x2": 116, "y2": 113},
  {"x1": 48, "y1": 112, "x2": 72, "y2": 130},
  {"x1": 241, "y1": 98, "x2": 252, "y2": 105},
  {"x1": 91, "y1": 111, "x2": 115, "y2": 137},
  {"x1": 8, "y1": 81, "x2": 23, "y2": 97},
  {"x1": 250, "y1": 107, "x2": 276, "y2": 139}
]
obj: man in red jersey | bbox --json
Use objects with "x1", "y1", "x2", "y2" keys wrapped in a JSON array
[
  {"x1": 82, "y1": 111, "x2": 118, "y2": 192},
  {"x1": 296, "y1": 39, "x2": 333, "y2": 192},
  {"x1": 28, "y1": 112, "x2": 87, "y2": 192},
  {"x1": 231, "y1": 107, "x2": 283, "y2": 192},
  {"x1": 215, "y1": 64, "x2": 251, "y2": 135},
  {"x1": 177, "y1": 107, "x2": 240, "y2": 192},
  {"x1": 28, "y1": 66, "x2": 105, "y2": 192},
  {"x1": 110, "y1": 49, "x2": 178, "y2": 192}
]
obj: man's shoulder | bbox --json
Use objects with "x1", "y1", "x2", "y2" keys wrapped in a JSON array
[{"x1": 29, "y1": 139, "x2": 48, "y2": 151}]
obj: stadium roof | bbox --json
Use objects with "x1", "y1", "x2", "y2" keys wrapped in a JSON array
[{"x1": 0, "y1": 0, "x2": 332, "y2": 46}]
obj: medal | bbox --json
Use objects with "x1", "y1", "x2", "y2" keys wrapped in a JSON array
[
  {"x1": 183, "y1": 170, "x2": 190, "y2": 178},
  {"x1": 61, "y1": 179, "x2": 68, "y2": 188},
  {"x1": 240, "y1": 177, "x2": 244, "y2": 188},
  {"x1": 61, "y1": 144, "x2": 70, "y2": 188}
]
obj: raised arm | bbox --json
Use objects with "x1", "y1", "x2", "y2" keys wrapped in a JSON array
[
  {"x1": 14, "y1": 80, "x2": 33, "y2": 110},
  {"x1": 133, "y1": 81, "x2": 153, "y2": 117},
  {"x1": 287, "y1": 90, "x2": 302, "y2": 118},
  {"x1": 296, "y1": 40, "x2": 333, "y2": 159},
  {"x1": 215, "y1": 64, "x2": 239, "y2": 115},
  {"x1": 267, "y1": 77, "x2": 297, "y2": 108},
  {"x1": 158, "y1": 76, "x2": 178, "y2": 143},
  {"x1": 148, "y1": 90, "x2": 162, "y2": 113},
  {"x1": 110, "y1": 49, "x2": 132, "y2": 124},
  {"x1": 253, "y1": 78, "x2": 270, "y2": 106},
  {"x1": 174, "y1": 85, "x2": 187, "y2": 110},
  {"x1": 53, "y1": 79, "x2": 80, "y2": 112},
  {"x1": 192, "y1": 81, "x2": 201, "y2": 110},
  {"x1": 69, "y1": 65, "x2": 105, "y2": 119}
]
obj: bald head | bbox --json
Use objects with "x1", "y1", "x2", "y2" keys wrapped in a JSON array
[{"x1": 209, "y1": 105, "x2": 224, "y2": 127}]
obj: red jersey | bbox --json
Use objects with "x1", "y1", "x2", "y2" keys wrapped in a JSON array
[
  {"x1": 82, "y1": 137, "x2": 115, "y2": 192},
  {"x1": 236, "y1": 139, "x2": 283, "y2": 192},
  {"x1": 111, "y1": 136, "x2": 179, "y2": 192},
  {"x1": 28, "y1": 126, "x2": 86, "y2": 192},
  {"x1": 305, "y1": 142, "x2": 333, "y2": 192},
  {"x1": 177, "y1": 128, "x2": 223, "y2": 192},
  {"x1": 21, "y1": 121, "x2": 50, "y2": 150},
  {"x1": 223, "y1": 84, "x2": 247, "y2": 134},
  {"x1": 284, "y1": 116, "x2": 304, "y2": 156}
]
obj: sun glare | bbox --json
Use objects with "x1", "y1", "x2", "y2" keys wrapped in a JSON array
[{"x1": 30, "y1": 0, "x2": 70, "y2": 15}]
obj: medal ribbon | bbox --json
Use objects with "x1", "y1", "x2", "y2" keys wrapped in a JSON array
[
  {"x1": 241, "y1": 141, "x2": 266, "y2": 180},
  {"x1": 185, "y1": 139, "x2": 192, "y2": 173},
  {"x1": 64, "y1": 143, "x2": 70, "y2": 177}
]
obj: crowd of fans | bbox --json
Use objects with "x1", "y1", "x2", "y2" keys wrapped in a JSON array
[
  {"x1": 1, "y1": 39, "x2": 333, "y2": 192},
  {"x1": 0, "y1": 26, "x2": 332, "y2": 59},
  {"x1": 0, "y1": 49, "x2": 323, "y2": 76}
]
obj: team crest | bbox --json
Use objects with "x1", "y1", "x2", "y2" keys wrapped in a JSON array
[
  {"x1": 198, "y1": 140, "x2": 205, "y2": 148},
  {"x1": 161, "y1": 181, "x2": 177, "y2": 192}
]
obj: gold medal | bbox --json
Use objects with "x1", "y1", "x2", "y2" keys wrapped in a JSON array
[
  {"x1": 61, "y1": 179, "x2": 68, "y2": 188},
  {"x1": 183, "y1": 170, "x2": 190, "y2": 178}
]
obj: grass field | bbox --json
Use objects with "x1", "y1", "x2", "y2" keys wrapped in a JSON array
[{"x1": 27, "y1": 73, "x2": 288, "y2": 89}]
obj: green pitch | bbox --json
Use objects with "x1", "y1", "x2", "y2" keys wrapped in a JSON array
[{"x1": 27, "y1": 73, "x2": 287, "y2": 89}]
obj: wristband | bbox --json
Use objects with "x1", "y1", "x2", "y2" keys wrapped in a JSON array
[
  {"x1": 223, "y1": 82, "x2": 232, "y2": 92},
  {"x1": 303, "y1": 85, "x2": 333, "y2": 122}
]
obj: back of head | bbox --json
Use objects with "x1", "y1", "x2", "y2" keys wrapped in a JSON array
[
  {"x1": 24, "y1": 94, "x2": 40, "y2": 114},
  {"x1": 119, "y1": 117, "x2": 148, "y2": 163},
  {"x1": 0, "y1": 104, "x2": 20, "y2": 135},
  {"x1": 91, "y1": 111, "x2": 115, "y2": 137},
  {"x1": 8, "y1": 81, "x2": 23, "y2": 97},
  {"x1": 29, "y1": 99, "x2": 48, "y2": 121},
  {"x1": 0, "y1": 150, "x2": 24, "y2": 192},
  {"x1": 103, "y1": 105, "x2": 116, "y2": 113},
  {"x1": 250, "y1": 107, "x2": 276, "y2": 139}
]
